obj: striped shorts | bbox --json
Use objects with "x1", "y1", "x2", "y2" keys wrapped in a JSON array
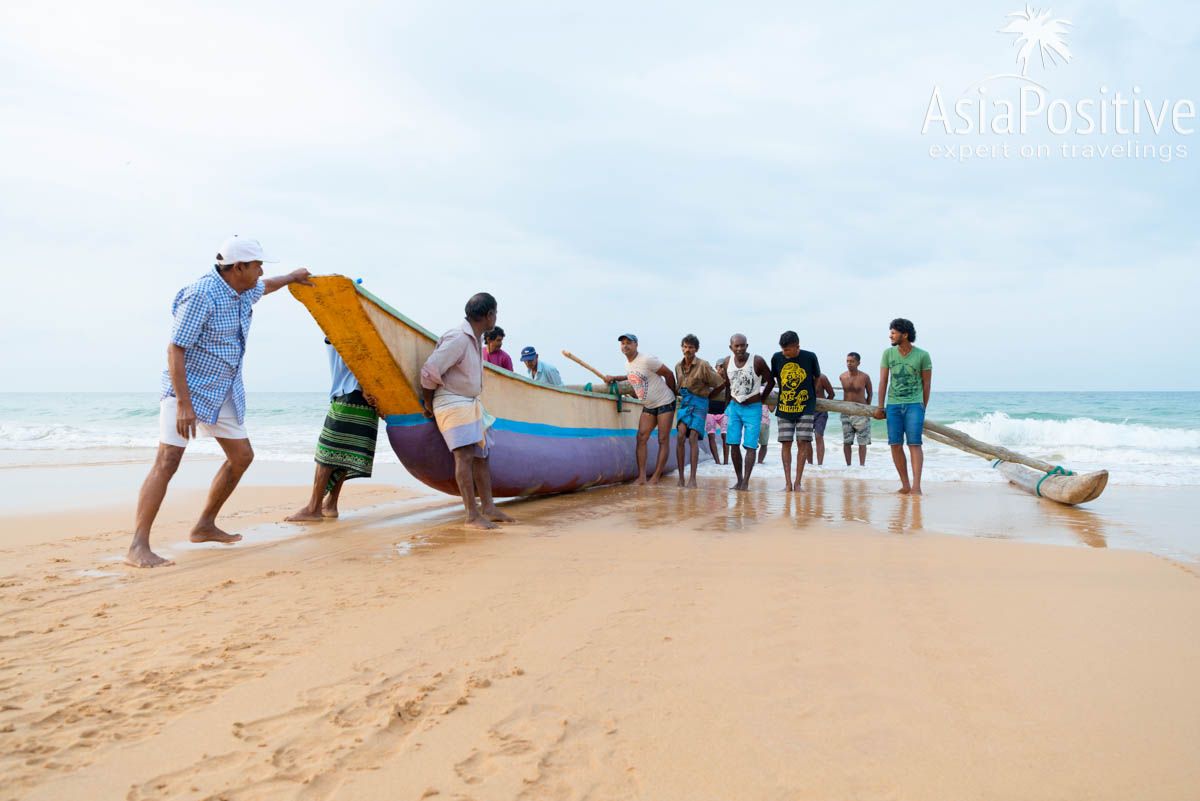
[{"x1": 776, "y1": 414, "x2": 814, "y2": 443}]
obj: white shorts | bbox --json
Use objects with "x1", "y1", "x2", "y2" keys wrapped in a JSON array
[{"x1": 159, "y1": 395, "x2": 248, "y2": 448}]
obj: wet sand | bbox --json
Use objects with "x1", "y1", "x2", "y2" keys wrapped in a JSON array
[{"x1": 1, "y1": 471, "x2": 1198, "y2": 800}]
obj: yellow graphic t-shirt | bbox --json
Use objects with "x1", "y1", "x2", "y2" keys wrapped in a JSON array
[{"x1": 770, "y1": 350, "x2": 821, "y2": 420}]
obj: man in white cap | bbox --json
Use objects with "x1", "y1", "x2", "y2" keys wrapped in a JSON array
[{"x1": 125, "y1": 236, "x2": 312, "y2": 568}]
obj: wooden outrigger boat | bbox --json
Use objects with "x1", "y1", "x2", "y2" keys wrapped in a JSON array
[
  {"x1": 818, "y1": 399, "x2": 1109, "y2": 505},
  {"x1": 290, "y1": 276, "x2": 705, "y2": 497},
  {"x1": 290, "y1": 276, "x2": 1105, "y2": 506}
]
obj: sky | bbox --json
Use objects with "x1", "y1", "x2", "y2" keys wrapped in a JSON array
[{"x1": 1, "y1": 0, "x2": 1197, "y2": 392}]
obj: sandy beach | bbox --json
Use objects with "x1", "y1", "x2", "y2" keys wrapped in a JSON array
[{"x1": 2, "y1": 468, "x2": 1198, "y2": 801}]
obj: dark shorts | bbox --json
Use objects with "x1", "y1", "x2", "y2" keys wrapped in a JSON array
[
  {"x1": 643, "y1": 401, "x2": 677, "y2": 417},
  {"x1": 812, "y1": 411, "x2": 829, "y2": 435}
]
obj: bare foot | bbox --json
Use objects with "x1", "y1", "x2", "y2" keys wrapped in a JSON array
[
  {"x1": 686, "y1": 478, "x2": 697, "y2": 488},
  {"x1": 321, "y1": 505, "x2": 339, "y2": 519},
  {"x1": 678, "y1": 476, "x2": 686, "y2": 488},
  {"x1": 782, "y1": 483, "x2": 793, "y2": 492},
  {"x1": 189, "y1": 525, "x2": 243, "y2": 544},
  {"x1": 729, "y1": 482, "x2": 741, "y2": 490},
  {"x1": 634, "y1": 476, "x2": 647, "y2": 486},
  {"x1": 284, "y1": 508, "x2": 325, "y2": 522},
  {"x1": 896, "y1": 486, "x2": 911, "y2": 495},
  {"x1": 482, "y1": 507, "x2": 515, "y2": 523},
  {"x1": 466, "y1": 516, "x2": 499, "y2": 531},
  {"x1": 911, "y1": 488, "x2": 923, "y2": 496},
  {"x1": 124, "y1": 544, "x2": 174, "y2": 568}
]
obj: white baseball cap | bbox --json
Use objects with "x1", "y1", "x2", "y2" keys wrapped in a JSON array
[{"x1": 215, "y1": 236, "x2": 278, "y2": 266}]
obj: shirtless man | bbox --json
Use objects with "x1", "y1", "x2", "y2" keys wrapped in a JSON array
[
  {"x1": 806, "y1": 373, "x2": 836, "y2": 466},
  {"x1": 718, "y1": 334, "x2": 775, "y2": 492},
  {"x1": 839, "y1": 352, "x2": 873, "y2": 466}
]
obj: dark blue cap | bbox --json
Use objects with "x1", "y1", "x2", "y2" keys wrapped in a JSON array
[
  {"x1": 520, "y1": 346, "x2": 538, "y2": 362},
  {"x1": 617, "y1": 333, "x2": 638, "y2": 343}
]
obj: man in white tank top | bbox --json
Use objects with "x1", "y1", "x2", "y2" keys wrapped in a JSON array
[{"x1": 717, "y1": 333, "x2": 775, "y2": 491}]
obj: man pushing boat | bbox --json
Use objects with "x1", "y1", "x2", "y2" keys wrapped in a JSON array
[
  {"x1": 285, "y1": 339, "x2": 380, "y2": 522},
  {"x1": 125, "y1": 236, "x2": 312, "y2": 568},
  {"x1": 420, "y1": 293, "x2": 515, "y2": 530},
  {"x1": 673, "y1": 334, "x2": 726, "y2": 488},
  {"x1": 602, "y1": 334, "x2": 679, "y2": 485},
  {"x1": 719, "y1": 334, "x2": 775, "y2": 491}
]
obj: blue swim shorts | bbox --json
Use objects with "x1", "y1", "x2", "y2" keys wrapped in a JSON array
[
  {"x1": 726, "y1": 401, "x2": 762, "y2": 450},
  {"x1": 885, "y1": 403, "x2": 925, "y2": 446}
]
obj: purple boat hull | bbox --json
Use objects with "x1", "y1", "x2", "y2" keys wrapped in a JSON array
[{"x1": 386, "y1": 414, "x2": 714, "y2": 496}]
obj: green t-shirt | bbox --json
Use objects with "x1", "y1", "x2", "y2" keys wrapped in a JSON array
[{"x1": 881, "y1": 346, "x2": 931, "y2": 405}]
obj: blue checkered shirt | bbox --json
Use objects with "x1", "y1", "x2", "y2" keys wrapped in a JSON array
[{"x1": 160, "y1": 268, "x2": 265, "y2": 425}]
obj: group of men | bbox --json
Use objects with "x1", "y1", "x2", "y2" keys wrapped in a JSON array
[
  {"x1": 126, "y1": 236, "x2": 931, "y2": 568},
  {"x1": 599, "y1": 325, "x2": 931, "y2": 495}
]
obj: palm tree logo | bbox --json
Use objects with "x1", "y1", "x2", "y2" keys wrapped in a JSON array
[{"x1": 999, "y1": 6, "x2": 1072, "y2": 76}]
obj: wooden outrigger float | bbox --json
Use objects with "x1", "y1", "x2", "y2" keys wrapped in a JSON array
[
  {"x1": 290, "y1": 276, "x2": 707, "y2": 497},
  {"x1": 817, "y1": 399, "x2": 1109, "y2": 505}
]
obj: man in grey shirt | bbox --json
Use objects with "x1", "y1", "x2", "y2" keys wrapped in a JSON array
[{"x1": 420, "y1": 293, "x2": 516, "y2": 530}]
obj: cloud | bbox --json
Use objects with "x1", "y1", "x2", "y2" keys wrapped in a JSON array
[{"x1": 1, "y1": 0, "x2": 1197, "y2": 392}]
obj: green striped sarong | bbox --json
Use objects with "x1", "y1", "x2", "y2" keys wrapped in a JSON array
[{"x1": 315, "y1": 390, "x2": 379, "y2": 492}]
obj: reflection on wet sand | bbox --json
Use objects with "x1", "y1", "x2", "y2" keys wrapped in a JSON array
[
  {"x1": 1038, "y1": 500, "x2": 1108, "y2": 549},
  {"x1": 841, "y1": 479, "x2": 871, "y2": 526},
  {"x1": 356, "y1": 471, "x2": 1111, "y2": 558},
  {"x1": 791, "y1": 479, "x2": 829, "y2": 527},
  {"x1": 887, "y1": 494, "x2": 924, "y2": 535}
]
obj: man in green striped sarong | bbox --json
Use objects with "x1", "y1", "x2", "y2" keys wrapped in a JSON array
[{"x1": 286, "y1": 341, "x2": 379, "y2": 521}]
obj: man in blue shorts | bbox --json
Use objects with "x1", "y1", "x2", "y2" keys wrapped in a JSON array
[
  {"x1": 674, "y1": 334, "x2": 725, "y2": 488},
  {"x1": 873, "y1": 318, "x2": 932, "y2": 495},
  {"x1": 718, "y1": 333, "x2": 774, "y2": 492}
]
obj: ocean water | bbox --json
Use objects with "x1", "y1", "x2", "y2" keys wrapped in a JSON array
[{"x1": 1, "y1": 392, "x2": 1198, "y2": 487}]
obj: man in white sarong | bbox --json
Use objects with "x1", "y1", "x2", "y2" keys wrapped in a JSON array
[{"x1": 420, "y1": 292, "x2": 515, "y2": 530}]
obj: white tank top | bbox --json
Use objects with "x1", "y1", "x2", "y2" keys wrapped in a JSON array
[{"x1": 726, "y1": 355, "x2": 762, "y2": 403}]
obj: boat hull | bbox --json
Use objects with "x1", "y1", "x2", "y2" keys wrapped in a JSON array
[{"x1": 387, "y1": 413, "x2": 691, "y2": 496}]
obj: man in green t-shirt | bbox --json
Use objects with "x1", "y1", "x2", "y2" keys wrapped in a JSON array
[{"x1": 872, "y1": 318, "x2": 932, "y2": 495}]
